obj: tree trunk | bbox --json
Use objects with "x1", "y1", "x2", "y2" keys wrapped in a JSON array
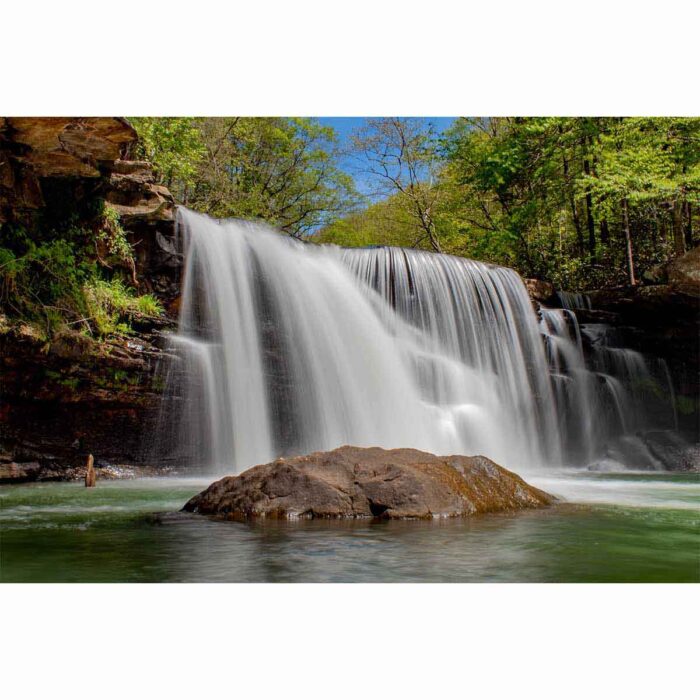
[
  {"x1": 672, "y1": 200, "x2": 685, "y2": 255},
  {"x1": 429, "y1": 225, "x2": 442, "y2": 253},
  {"x1": 600, "y1": 218, "x2": 610, "y2": 244},
  {"x1": 685, "y1": 201, "x2": 693, "y2": 249},
  {"x1": 582, "y1": 154, "x2": 596, "y2": 260},
  {"x1": 622, "y1": 198, "x2": 636, "y2": 286},
  {"x1": 562, "y1": 149, "x2": 584, "y2": 255}
]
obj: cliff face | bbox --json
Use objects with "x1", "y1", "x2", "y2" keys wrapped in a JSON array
[
  {"x1": 0, "y1": 118, "x2": 180, "y2": 479},
  {"x1": 584, "y1": 252, "x2": 699, "y2": 439},
  {"x1": 0, "y1": 117, "x2": 182, "y2": 303}
]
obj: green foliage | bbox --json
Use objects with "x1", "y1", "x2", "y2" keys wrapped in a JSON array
[
  {"x1": 0, "y1": 226, "x2": 93, "y2": 329},
  {"x1": 133, "y1": 293, "x2": 163, "y2": 317},
  {"x1": 675, "y1": 395, "x2": 697, "y2": 416},
  {"x1": 83, "y1": 279, "x2": 163, "y2": 338},
  {"x1": 131, "y1": 117, "x2": 359, "y2": 237},
  {"x1": 316, "y1": 196, "x2": 419, "y2": 248},
  {"x1": 96, "y1": 204, "x2": 134, "y2": 267},
  {"x1": 321, "y1": 117, "x2": 700, "y2": 289},
  {"x1": 0, "y1": 204, "x2": 163, "y2": 340},
  {"x1": 129, "y1": 117, "x2": 206, "y2": 196}
]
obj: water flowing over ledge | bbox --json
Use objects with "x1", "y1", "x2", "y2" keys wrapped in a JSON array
[{"x1": 156, "y1": 208, "x2": 680, "y2": 476}]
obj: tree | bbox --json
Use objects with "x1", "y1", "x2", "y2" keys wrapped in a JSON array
[
  {"x1": 132, "y1": 117, "x2": 700, "y2": 290},
  {"x1": 582, "y1": 118, "x2": 700, "y2": 285},
  {"x1": 316, "y1": 194, "x2": 419, "y2": 248},
  {"x1": 189, "y1": 117, "x2": 358, "y2": 238},
  {"x1": 128, "y1": 117, "x2": 206, "y2": 201},
  {"x1": 131, "y1": 117, "x2": 359, "y2": 239},
  {"x1": 350, "y1": 118, "x2": 444, "y2": 252}
]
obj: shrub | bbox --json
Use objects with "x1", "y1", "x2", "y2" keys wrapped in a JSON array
[
  {"x1": 0, "y1": 209, "x2": 163, "y2": 340},
  {"x1": 83, "y1": 279, "x2": 163, "y2": 338}
]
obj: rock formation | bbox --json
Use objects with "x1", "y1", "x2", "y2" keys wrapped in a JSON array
[
  {"x1": 524, "y1": 278, "x2": 555, "y2": 304},
  {"x1": 666, "y1": 245, "x2": 700, "y2": 298},
  {"x1": 584, "y1": 258, "x2": 699, "y2": 436},
  {"x1": 0, "y1": 318, "x2": 167, "y2": 475},
  {"x1": 0, "y1": 117, "x2": 180, "y2": 300},
  {"x1": 0, "y1": 118, "x2": 179, "y2": 476},
  {"x1": 183, "y1": 445, "x2": 555, "y2": 520}
]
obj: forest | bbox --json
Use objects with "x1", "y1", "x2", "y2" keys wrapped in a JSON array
[{"x1": 133, "y1": 116, "x2": 699, "y2": 289}]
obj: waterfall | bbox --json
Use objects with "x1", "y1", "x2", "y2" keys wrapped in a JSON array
[{"x1": 158, "y1": 208, "x2": 680, "y2": 475}]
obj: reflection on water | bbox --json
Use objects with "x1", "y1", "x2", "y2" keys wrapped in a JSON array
[{"x1": 1, "y1": 475, "x2": 698, "y2": 583}]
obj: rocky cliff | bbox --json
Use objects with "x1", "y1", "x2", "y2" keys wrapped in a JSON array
[
  {"x1": 0, "y1": 117, "x2": 180, "y2": 480},
  {"x1": 585, "y1": 250, "x2": 699, "y2": 438},
  {"x1": 0, "y1": 117, "x2": 182, "y2": 301}
]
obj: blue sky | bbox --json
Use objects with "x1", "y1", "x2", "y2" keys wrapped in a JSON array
[
  {"x1": 318, "y1": 117, "x2": 456, "y2": 143},
  {"x1": 317, "y1": 117, "x2": 456, "y2": 198}
]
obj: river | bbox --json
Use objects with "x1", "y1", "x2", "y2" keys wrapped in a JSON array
[{"x1": 2, "y1": 471, "x2": 697, "y2": 582}]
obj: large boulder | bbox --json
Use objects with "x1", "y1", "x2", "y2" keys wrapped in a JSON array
[
  {"x1": 524, "y1": 278, "x2": 555, "y2": 304},
  {"x1": 667, "y1": 246, "x2": 700, "y2": 298},
  {"x1": 183, "y1": 445, "x2": 555, "y2": 520}
]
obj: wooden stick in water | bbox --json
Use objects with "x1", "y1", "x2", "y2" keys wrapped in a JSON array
[{"x1": 85, "y1": 454, "x2": 96, "y2": 488}]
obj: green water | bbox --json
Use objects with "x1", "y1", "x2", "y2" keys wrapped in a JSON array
[{"x1": 1, "y1": 473, "x2": 698, "y2": 582}]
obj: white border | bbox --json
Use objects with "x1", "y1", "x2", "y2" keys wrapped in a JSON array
[
  {"x1": 2, "y1": 3, "x2": 697, "y2": 696},
  {"x1": 1, "y1": 584, "x2": 697, "y2": 698},
  {"x1": 2, "y1": 1, "x2": 699, "y2": 115}
]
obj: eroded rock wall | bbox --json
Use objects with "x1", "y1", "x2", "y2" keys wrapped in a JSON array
[{"x1": 0, "y1": 118, "x2": 180, "y2": 477}]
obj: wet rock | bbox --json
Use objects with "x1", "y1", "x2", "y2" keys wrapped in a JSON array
[
  {"x1": 524, "y1": 278, "x2": 555, "y2": 304},
  {"x1": 586, "y1": 282, "x2": 699, "y2": 440},
  {"x1": 667, "y1": 246, "x2": 700, "y2": 298},
  {"x1": 641, "y1": 431, "x2": 700, "y2": 473},
  {"x1": 183, "y1": 445, "x2": 555, "y2": 520},
  {"x1": 49, "y1": 329, "x2": 99, "y2": 361},
  {"x1": 0, "y1": 461, "x2": 42, "y2": 483},
  {"x1": 0, "y1": 318, "x2": 170, "y2": 469}
]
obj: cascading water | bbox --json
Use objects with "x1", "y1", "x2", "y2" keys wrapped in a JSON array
[{"x1": 158, "y1": 208, "x2": 681, "y2": 476}]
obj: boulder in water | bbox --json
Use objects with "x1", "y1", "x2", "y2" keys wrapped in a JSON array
[{"x1": 182, "y1": 446, "x2": 555, "y2": 520}]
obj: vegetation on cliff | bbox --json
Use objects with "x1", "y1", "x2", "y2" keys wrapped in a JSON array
[
  {"x1": 0, "y1": 199, "x2": 162, "y2": 340},
  {"x1": 130, "y1": 117, "x2": 359, "y2": 237}
]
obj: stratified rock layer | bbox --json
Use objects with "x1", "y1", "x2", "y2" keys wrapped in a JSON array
[
  {"x1": 0, "y1": 118, "x2": 181, "y2": 474},
  {"x1": 183, "y1": 446, "x2": 555, "y2": 520}
]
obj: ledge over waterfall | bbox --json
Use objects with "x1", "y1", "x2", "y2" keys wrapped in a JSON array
[{"x1": 182, "y1": 446, "x2": 555, "y2": 520}]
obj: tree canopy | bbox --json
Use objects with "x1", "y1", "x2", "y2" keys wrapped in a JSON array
[
  {"x1": 133, "y1": 117, "x2": 700, "y2": 290},
  {"x1": 131, "y1": 117, "x2": 359, "y2": 238}
]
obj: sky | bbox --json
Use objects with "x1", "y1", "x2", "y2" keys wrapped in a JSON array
[
  {"x1": 317, "y1": 117, "x2": 456, "y2": 198},
  {"x1": 317, "y1": 117, "x2": 456, "y2": 143}
]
